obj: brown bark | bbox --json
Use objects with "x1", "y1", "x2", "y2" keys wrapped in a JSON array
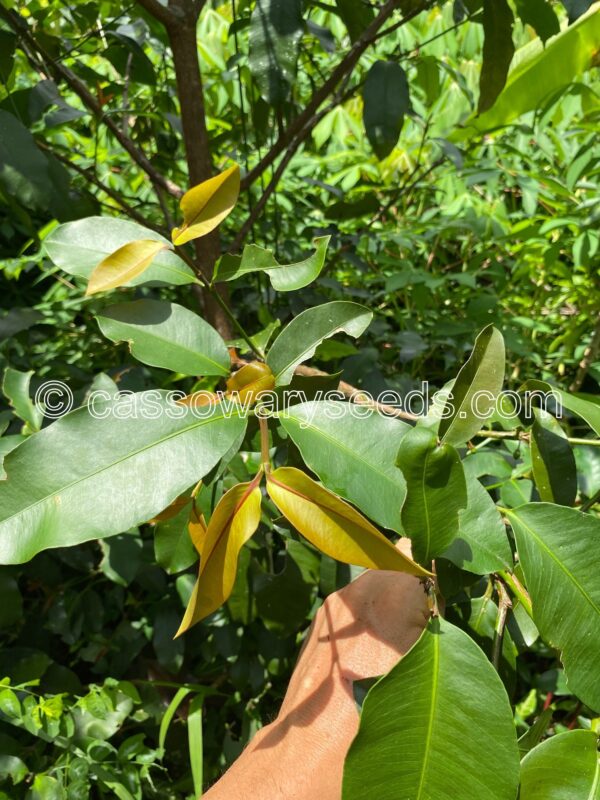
[{"x1": 165, "y1": 1, "x2": 233, "y2": 338}]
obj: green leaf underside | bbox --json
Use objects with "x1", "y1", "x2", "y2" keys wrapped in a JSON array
[
  {"x1": 443, "y1": 472, "x2": 513, "y2": 573},
  {"x1": 508, "y1": 503, "x2": 600, "y2": 711},
  {"x1": 397, "y1": 426, "x2": 467, "y2": 564},
  {"x1": 266, "y1": 301, "x2": 372, "y2": 386},
  {"x1": 519, "y1": 730, "x2": 600, "y2": 800},
  {"x1": 530, "y1": 411, "x2": 577, "y2": 505},
  {"x1": 96, "y1": 299, "x2": 230, "y2": 377},
  {"x1": 278, "y1": 401, "x2": 410, "y2": 532},
  {"x1": 439, "y1": 325, "x2": 505, "y2": 446},
  {"x1": 44, "y1": 217, "x2": 194, "y2": 286},
  {"x1": 342, "y1": 617, "x2": 520, "y2": 800},
  {"x1": 215, "y1": 236, "x2": 330, "y2": 291},
  {"x1": 0, "y1": 392, "x2": 247, "y2": 564}
]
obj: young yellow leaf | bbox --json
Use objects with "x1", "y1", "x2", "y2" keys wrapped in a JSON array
[
  {"x1": 85, "y1": 239, "x2": 167, "y2": 296},
  {"x1": 266, "y1": 467, "x2": 430, "y2": 577},
  {"x1": 188, "y1": 503, "x2": 207, "y2": 556},
  {"x1": 176, "y1": 479, "x2": 262, "y2": 635},
  {"x1": 172, "y1": 164, "x2": 240, "y2": 246},
  {"x1": 148, "y1": 492, "x2": 191, "y2": 524},
  {"x1": 226, "y1": 361, "x2": 275, "y2": 405}
]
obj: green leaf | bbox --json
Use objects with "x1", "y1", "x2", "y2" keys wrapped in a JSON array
[
  {"x1": 188, "y1": 695, "x2": 203, "y2": 798},
  {"x1": 249, "y1": 0, "x2": 304, "y2": 106},
  {"x1": 396, "y1": 427, "x2": 467, "y2": 564},
  {"x1": 514, "y1": 0, "x2": 560, "y2": 43},
  {"x1": 521, "y1": 380, "x2": 600, "y2": 438},
  {"x1": 0, "y1": 110, "x2": 57, "y2": 212},
  {"x1": 158, "y1": 687, "x2": 191, "y2": 756},
  {"x1": 363, "y1": 61, "x2": 410, "y2": 159},
  {"x1": 266, "y1": 301, "x2": 372, "y2": 386},
  {"x1": 479, "y1": 0, "x2": 515, "y2": 113},
  {"x1": 342, "y1": 617, "x2": 520, "y2": 800},
  {"x1": 44, "y1": 217, "x2": 195, "y2": 287},
  {"x1": 507, "y1": 503, "x2": 600, "y2": 711},
  {"x1": 335, "y1": 0, "x2": 374, "y2": 42},
  {"x1": 0, "y1": 574, "x2": 22, "y2": 628},
  {"x1": 457, "y1": 5, "x2": 600, "y2": 136},
  {"x1": 2, "y1": 368, "x2": 43, "y2": 433},
  {"x1": 278, "y1": 400, "x2": 410, "y2": 532},
  {"x1": 154, "y1": 504, "x2": 198, "y2": 575},
  {"x1": 0, "y1": 392, "x2": 247, "y2": 564},
  {"x1": 28, "y1": 774, "x2": 65, "y2": 800},
  {"x1": 96, "y1": 300, "x2": 230, "y2": 377},
  {"x1": 438, "y1": 325, "x2": 506, "y2": 446},
  {"x1": 443, "y1": 471, "x2": 513, "y2": 573},
  {"x1": 530, "y1": 410, "x2": 577, "y2": 505},
  {"x1": 0, "y1": 31, "x2": 16, "y2": 82},
  {"x1": 214, "y1": 236, "x2": 330, "y2": 291},
  {"x1": 520, "y1": 730, "x2": 600, "y2": 799}
]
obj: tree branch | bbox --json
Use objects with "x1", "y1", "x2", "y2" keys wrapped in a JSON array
[
  {"x1": 136, "y1": 0, "x2": 174, "y2": 26},
  {"x1": 240, "y1": 0, "x2": 432, "y2": 192},
  {"x1": 570, "y1": 311, "x2": 600, "y2": 392},
  {"x1": 0, "y1": 5, "x2": 182, "y2": 199}
]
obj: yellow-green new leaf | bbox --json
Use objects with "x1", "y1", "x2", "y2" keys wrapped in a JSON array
[
  {"x1": 85, "y1": 239, "x2": 167, "y2": 296},
  {"x1": 266, "y1": 467, "x2": 429, "y2": 577},
  {"x1": 172, "y1": 164, "x2": 240, "y2": 246},
  {"x1": 176, "y1": 480, "x2": 262, "y2": 635}
]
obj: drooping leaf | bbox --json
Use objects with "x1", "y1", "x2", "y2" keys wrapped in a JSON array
[
  {"x1": 520, "y1": 730, "x2": 600, "y2": 799},
  {"x1": 176, "y1": 480, "x2": 262, "y2": 634},
  {"x1": 266, "y1": 301, "x2": 372, "y2": 386},
  {"x1": 521, "y1": 379, "x2": 600, "y2": 438},
  {"x1": 342, "y1": 617, "x2": 520, "y2": 800},
  {"x1": 44, "y1": 217, "x2": 194, "y2": 286},
  {"x1": 438, "y1": 325, "x2": 506, "y2": 445},
  {"x1": 396, "y1": 427, "x2": 467, "y2": 565},
  {"x1": 507, "y1": 503, "x2": 600, "y2": 711},
  {"x1": 96, "y1": 299, "x2": 230, "y2": 377},
  {"x1": 266, "y1": 466, "x2": 429, "y2": 576},
  {"x1": 457, "y1": 5, "x2": 600, "y2": 136},
  {"x1": 0, "y1": 392, "x2": 247, "y2": 564},
  {"x1": 187, "y1": 695, "x2": 204, "y2": 798},
  {"x1": 363, "y1": 61, "x2": 410, "y2": 159},
  {"x1": 530, "y1": 410, "x2": 577, "y2": 505},
  {"x1": 214, "y1": 236, "x2": 330, "y2": 291},
  {"x1": 171, "y1": 164, "x2": 240, "y2": 246},
  {"x1": 443, "y1": 471, "x2": 513, "y2": 573},
  {"x1": 478, "y1": 0, "x2": 515, "y2": 113},
  {"x1": 278, "y1": 400, "x2": 410, "y2": 532},
  {"x1": 334, "y1": 0, "x2": 375, "y2": 42},
  {"x1": 514, "y1": 0, "x2": 560, "y2": 43},
  {"x1": 248, "y1": 0, "x2": 304, "y2": 106},
  {"x1": 86, "y1": 240, "x2": 168, "y2": 295},
  {"x1": 2, "y1": 368, "x2": 43, "y2": 433}
]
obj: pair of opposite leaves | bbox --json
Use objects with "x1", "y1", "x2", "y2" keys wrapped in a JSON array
[
  {"x1": 176, "y1": 466, "x2": 429, "y2": 637},
  {"x1": 85, "y1": 164, "x2": 240, "y2": 295}
]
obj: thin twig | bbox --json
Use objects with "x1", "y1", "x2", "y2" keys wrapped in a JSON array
[{"x1": 492, "y1": 577, "x2": 512, "y2": 672}]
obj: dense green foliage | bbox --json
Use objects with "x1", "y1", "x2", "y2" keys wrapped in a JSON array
[{"x1": 1, "y1": 0, "x2": 599, "y2": 798}]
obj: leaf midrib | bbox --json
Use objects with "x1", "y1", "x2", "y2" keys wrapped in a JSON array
[
  {"x1": 0, "y1": 408, "x2": 238, "y2": 528},
  {"x1": 415, "y1": 630, "x2": 439, "y2": 800}
]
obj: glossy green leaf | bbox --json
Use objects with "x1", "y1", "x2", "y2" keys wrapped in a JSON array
[
  {"x1": 514, "y1": 0, "x2": 560, "y2": 43},
  {"x1": 439, "y1": 325, "x2": 505, "y2": 445},
  {"x1": 267, "y1": 467, "x2": 429, "y2": 576},
  {"x1": 530, "y1": 410, "x2": 577, "y2": 505},
  {"x1": 154, "y1": 503, "x2": 198, "y2": 575},
  {"x1": 0, "y1": 392, "x2": 247, "y2": 564},
  {"x1": 96, "y1": 300, "x2": 230, "y2": 377},
  {"x1": 520, "y1": 730, "x2": 600, "y2": 799},
  {"x1": 214, "y1": 236, "x2": 330, "y2": 291},
  {"x1": 249, "y1": 0, "x2": 303, "y2": 106},
  {"x1": 2, "y1": 368, "x2": 42, "y2": 433},
  {"x1": 507, "y1": 503, "x2": 600, "y2": 711},
  {"x1": 396, "y1": 426, "x2": 467, "y2": 564},
  {"x1": 363, "y1": 61, "x2": 410, "y2": 159},
  {"x1": 44, "y1": 217, "x2": 194, "y2": 287},
  {"x1": 457, "y1": 4, "x2": 600, "y2": 136},
  {"x1": 278, "y1": 400, "x2": 410, "y2": 532},
  {"x1": 171, "y1": 165, "x2": 240, "y2": 246},
  {"x1": 444, "y1": 471, "x2": 513, "y2": 573},
  {"x1": 343, "y1": 617, "x2": 520, "y2": 800},
  {"x1": 522, "y1": 379, "x2": 600, "y2": 438},
  {"x1": 266, "y1": 301, "x2": 372, "y2": 386}
]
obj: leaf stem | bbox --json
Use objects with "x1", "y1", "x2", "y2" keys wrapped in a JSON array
[
  {"x1": 498, "y1": 569, "x2": 533, "y2": 619},
  {"x1": 259, "y1": 416, "x2": 271, "y2": 470},
  {"x1": 492, "y1": 577, "x2": 512, "y2": 672}
]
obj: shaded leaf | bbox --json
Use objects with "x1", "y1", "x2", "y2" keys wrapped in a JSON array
[
  {"x1": 249, "y1": 0, "x2": 303, "y2": 105},
  {"x1": 335, "y1": 0, "x2": 375, "y2": 42},
  {"x1": 363, "y1": 61, "x2": 410, "y2": 159},
  {"x1": 172, "y1": 164, "x2": 240, "y2": 246},
  {"x1": 530, "y1": 410, "x2": 577, "y2": 505},
  {"x1": 479, "y1": 0, "x2": 515, "y2": 113},
  {"x1": 266, "y1": 466, "x2": 428, "y2": 576},
  {"x1": 514, "y1": 0, "x2": 560, "y2": 43},
  {"x1": 154, "y1": 503, "x2": 198, "y2": 575},
  {"x1": 342, "y1": 617, "x2": 520, "y2": 800}
]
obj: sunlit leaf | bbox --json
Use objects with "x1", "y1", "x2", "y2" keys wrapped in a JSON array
[
  {"x1": 226, "y1": 361, "x2": 275, "y2": 404},
  {"x1": 176, "y1": 480, "x2": 262, "y2": 635},
  {"x1": 171, "y1": 164, "x2": 240, "y2": 246},
  {"x1": 85, "y1": 239, "x2": 167, "y2": 296},
  {"x1": 266, "y1": 466, "x2": 429, "y2": 576},
  {"x1": 520, "y1": 730, "x2": 600, "y2": 799}
]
